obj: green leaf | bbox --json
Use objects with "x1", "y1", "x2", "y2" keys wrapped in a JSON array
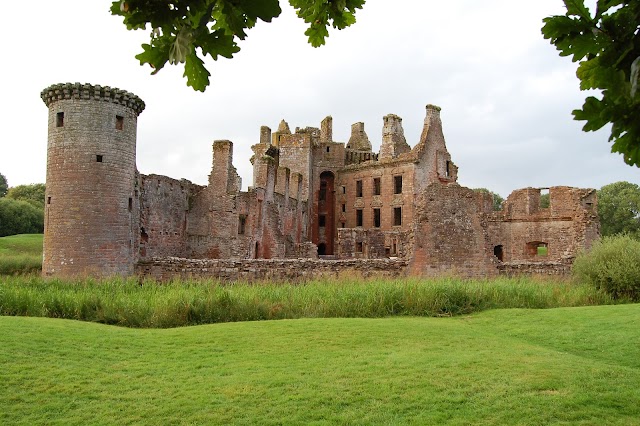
[
  {"x1": 239, "y1": 0, "x2": 282, "y2": 22},
  {"x1": 564, "y1": 0, "x2": 592, "y2": 21},
  {"x1": 135, "y1": 43, "x2": 170, "y2": 75},
  {"x1": 198, "y1": 30, "x2": 240, "y2": 60},
  {"x1": 169, "y1": 27, "x2": 193, "y2": 64},
  {"x1": 184, "y1": 51, "x2": 211, "y2": 92},
  {"x1": 573, "y1": 96, "x2": 609, "y2": 131},
  {"x1": 630, "y1": 56, "x2": 640, "y2": 98}
]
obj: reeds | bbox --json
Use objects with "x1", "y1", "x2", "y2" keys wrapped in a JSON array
[{"x1": 0, "y1": 275, "x2": 614, "y2": 328}]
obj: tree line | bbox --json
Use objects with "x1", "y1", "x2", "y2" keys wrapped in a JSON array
[{"x1": 0, "y1": 173, "x2": 45, "y2": 237}]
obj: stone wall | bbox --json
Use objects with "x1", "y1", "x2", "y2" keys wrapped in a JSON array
[
  {"x1": 410, "y1": 184, "x2": 498, "y2": 277},
  {"x1": 139, "y1": 174, "x2": 194, "y2": 259},
  {"x1": 497, "y1": 261, "x2": 572, "y2": 276},
  {"x1": 136, "y1": 257, "x2": 408, "y2": 282}
]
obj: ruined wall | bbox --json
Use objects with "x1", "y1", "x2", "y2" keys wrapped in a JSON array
[
  {"x1": 336, "y1": 163, "x2": 415, "y2": 232},
  {"x1": 136, "y1": 257, "x2": 408, "y2": 282},
  {"x1": 139, "y1": 175, "x2": 194, "y2": 259},
  {"x1": 410, "y1": 184, "x2": 498, "y2": 277},
  {"x1": 412, "y1": 105, "x2": 458, "y2": 192},
  {"x1": 497, "y1": 186, "x2": 599, "y2": 263}
]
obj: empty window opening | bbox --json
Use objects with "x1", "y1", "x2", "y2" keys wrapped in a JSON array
[
  {"x1": 394, "y1": 175, "x2": 403, "y2": 194},
  {"x1": 392, "y1": 242, "x2": 397, "y2": 255},
  {"x1": 56, "y1": 112, "x2": 64, "y2": 127},
  {"x1": 255, "y1": 242, "x2": 260, "y2": 258},
  {"x1": 356, "y1": 242, "x2": 363, "y2": 253},
  {"x1": 341, "y1": 222, "x2": 345, "y2": 228},
  {"x1": 373, "y1": 177, "x2": 381, "y2": 196},
  {"x1": 140, "y1": 227, "x2": 149, "y2": 243},
  {"x1": 446, "y1": 161, "x2": 451, "y2": 178},
  {"x1": 116, "y1": 115, "x2": 124, "y2": 130},
  {"x1": 47, "y1": 196, "x2": 51, "y2": 205},
  {"x1": 238, "y1": 215, "x2": 246, "y2": 235},
  {"x1": 319, "y1": 215, "x2": 326, "y2": 227},
  {"x1": 96, "y1": 155, "x2": 103, "y2": 163},
  {"x1": 493, "y1": 245, "x2": 504, "y2": 262},
  {"x1": 526, "y1": 241, "x2": 548, "y2": 257},
  {"x1": 341, "y1": 203, "x2": 346, "y2": 213},
  {"x1": 318, "y1": 243, "x2": 326, "y2": 255},
  {"x1": 356, "y1": 180, "x2": 363, "y2": 197},
  {"x1": 326, "y1": 146, "x2": 330, "y2": 153},
  {"x1": 128, "y1": 197, "x2": 133, "y2": 212},
  {"x1": 373, "y1": 208, "x2": 381, "y2": 228},
  {"x1": 394, "y1": 207, "x2": 402, "y2": 226},
  {"x1": 341, "y1": 186, "x2": 346, "y2": 194},
  {"x1": 540, "y1": 189, "x2": 550, "y2": 208},
  {"x1": 319, "y1": 181, "x2": 327, "y2": 201},
  {"x1": 356, "y1": 209, "x2": 363, "y2": 227}
]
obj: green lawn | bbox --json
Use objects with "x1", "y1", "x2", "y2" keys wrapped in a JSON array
[
  {"x1": 2, "y1": 304, "x2": 639, "y2": 425},
  {"x1": 0, "y1": 233, "x2": 42, "y2": 274}
]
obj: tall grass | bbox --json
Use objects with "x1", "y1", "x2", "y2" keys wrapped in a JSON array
[{"x1": 0, "y1": 275, "x2": 615, "y2": 328}]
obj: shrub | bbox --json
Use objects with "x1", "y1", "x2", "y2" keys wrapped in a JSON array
[
  {"x1": 0, "y1": 198, "x2": 44, "y2": 237},
  {"x1": 573, "y1": 235, "x2": 640, "y2": 301}
]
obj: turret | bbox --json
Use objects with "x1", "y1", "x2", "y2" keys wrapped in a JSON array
[{"x1": 40, "y1": 82, "x2": 145, "y2": 277}]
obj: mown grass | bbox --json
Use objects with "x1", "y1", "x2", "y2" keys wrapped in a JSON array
[
  {"x1": 0, "y1": 274, "x2": 616, "y2": 328},
  {"x1": 1, "y1": 304, "x2": 639, "y2": 425},
  {"x1": 0, "y1": 233, "x2": 42, "y2": 275}
]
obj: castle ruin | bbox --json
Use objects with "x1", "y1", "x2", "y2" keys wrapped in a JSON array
[{"x1": 40, "y1": 83, "x2": 600, "y2": 281}]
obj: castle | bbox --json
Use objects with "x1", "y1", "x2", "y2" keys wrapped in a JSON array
[{"x1": 40, "y1": 83, "x2": 600, "y2": 280}]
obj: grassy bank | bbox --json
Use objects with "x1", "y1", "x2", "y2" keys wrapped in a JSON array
[
  {"x1": 0, "y1": 234, "x2": 42, "y2": 275},
  {"x1": 0, "y1": 275, "x2": 615, "y2": 328},
  {"x1": 1, "y1": 304, "x2": 639, "y2": 425}
]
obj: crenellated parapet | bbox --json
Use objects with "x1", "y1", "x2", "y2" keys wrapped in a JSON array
[{"x1": 41, "y1": 82, "x2": 145, "y2": 116}]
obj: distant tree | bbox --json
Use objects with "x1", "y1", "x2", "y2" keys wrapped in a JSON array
[
  {"x1": 6, "y1": 184, "x2": 46, "y2": 209},
  {"x1": 111, "y1": 0, "x2": 365, "y2": 91},
  {"x1": 0, "y1": 173, "x2": 7, "y2": 197},
  {"x1": 597, "y1": 181, "x2": 640, "y2": 237},
  {"x1": 473, "y1": 188, "x2": 504, "y2": 211},
  {"x1": 542, "y1": 1, "x2": 640, "y2": 166},
  {"x1": 0, "y1": 198, "x2": 44, "y2": 237}
]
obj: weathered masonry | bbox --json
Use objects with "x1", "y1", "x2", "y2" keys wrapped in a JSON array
[{"x1": 41, "y1": 82, "x2": 600, "y2": 280}]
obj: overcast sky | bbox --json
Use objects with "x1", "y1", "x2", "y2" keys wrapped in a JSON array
[{"x1": 2, "y1": 0, "x2": 637, "y2": 197}]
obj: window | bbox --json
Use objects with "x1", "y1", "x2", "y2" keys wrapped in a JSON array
[
  {"x1": 116, "y1": 115, "x2": 124, "y2": 130},
  {"x1": 356, "y1": 242, "x2": 363, "y2": 253},
  {"x1": 128, "y1": 197, "x2": 133, "y2": 212},
  {"x1": 341, "y1": 186, "x2": 346, "y2": 194},
  {"x1": 341, "y1": 203, "x2": 346, "y2": 213},
  {"x1": 47, "y1": 197, "x2": 51, "y2": 205},
  {"x1": 56, "y1": 112, "x2": 64, "y2": 127},
  {"x1": 319, "y1": 215, "x2": 326, "y2": 227},
  {"x1": 341, "y1": 222, "x2": 345, "y2": 228},
  {"x1": 326, "y1": 146, "x2": 330, "y2": 153},
  {"x1": 373, "y1": 177, "x2": 381, "y2": 196},
  {"x1": 394, "y1": 207, "x2": 402, "y2": 226},
  {"x1": 96, "y1": 155, "x2": 103, "y2": 163},
  {"x1": 356, "y1": 180, "x2": 363, "y2": 197},
  {"x1": 319, "y1": 181, "x2": 327, "y2": 201},
  {"x1": 394, "y1": 175, "x2": 403, "y2": 194},
  {"x1": 356, "y1": 209, "x2": 363, "y2": 227},
  {"x1": 445, "y1": 161, "x2": 451, "y2": 178},
  {"x1": 238, "y1": 215, "x2": 246, "y2": 235},
  {"x1": 526, "y1": 241, "x2": 548, "y2": 257},
  {"x1": 373, "y1": 208, "x2": 381, "y2": 227}
]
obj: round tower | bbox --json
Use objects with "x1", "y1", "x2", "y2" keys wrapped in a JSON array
[{"x1": 40, "y1": 83, "x2": 145, "y2": 277}]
